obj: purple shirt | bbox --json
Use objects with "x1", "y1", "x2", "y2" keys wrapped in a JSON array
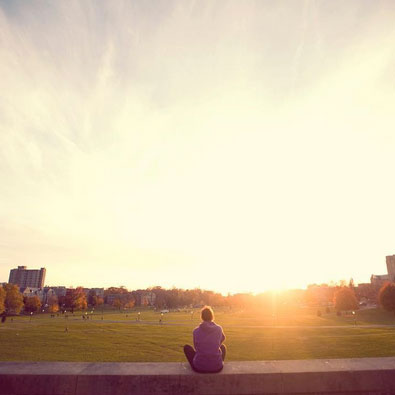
[{"x1": 193, "y1": 321, "x2": 225, "y2": 372}]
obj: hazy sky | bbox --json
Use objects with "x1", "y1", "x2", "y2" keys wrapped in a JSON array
[{"x1": 1, "y1": 0, "x2": 395, "y2": 293}]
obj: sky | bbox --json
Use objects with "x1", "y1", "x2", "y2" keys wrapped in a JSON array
[{"x1": 1, "y1": 0, "x2": 395, "y2": 294}]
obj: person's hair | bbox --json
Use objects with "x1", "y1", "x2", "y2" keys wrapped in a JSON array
[{"x1": 201, "y1": 306, "x2": 214, "y2": 322}]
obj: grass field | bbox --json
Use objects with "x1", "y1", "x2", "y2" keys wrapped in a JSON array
[{"x1": 1, "y1": 307, "x2": 395, "y2": 362}]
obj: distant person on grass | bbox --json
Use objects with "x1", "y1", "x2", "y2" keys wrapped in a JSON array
[{"x1": 184, "y1": 306, "x2": 226, "y2": 373}]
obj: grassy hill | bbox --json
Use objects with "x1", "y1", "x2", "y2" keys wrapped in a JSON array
[{"x1": 0, "y1": 307, "x2": 394, "y2": 362}]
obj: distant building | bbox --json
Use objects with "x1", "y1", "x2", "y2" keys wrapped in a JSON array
[
  {"x1": 83, "y1": 288, "x2": 104, "y2": 298},
  {"x1": 356, "y1": 283, "x2": 377, "y2": 302},
  {"x1": 9, "y1": 266, "x2": 46, "y2": 288},
  {"x1": 90, "y1": 288, "x2": 104, "y2": 298},
  {"x1": 42, "y1": 287, "x2": 58, "y2": 304},
  {"x1": 106, "y1": 294, "x2": 124, "y2": 304},
  {"x1": 386, "y1": 255, "x2": 395, "y2": 281},
  {"x1": 20, "y1": 287, "x2": 44, "y2": 302},
  {"x1": 370, "y1": 274, "x2": 390, "y2": 287},
  {"x1": 370, "y1": 255, "x2": 395, "y2": 288},
  {"x1": 50, "y1": 286, "x2": 67, "y2": 298}
]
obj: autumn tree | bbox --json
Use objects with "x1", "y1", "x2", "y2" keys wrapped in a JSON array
[
  {"x1": 3, "y1": 284, "x2": 24, "y2": 315},
  {"x1": 96, "y1": 297, "x2": 104, "y2": 307},
  {"x1": 24, "y1": 296, "x2": 42, "y2": 313},
  {"x1": 125, "y1": 300, "x2": 135, "y2": 309},
  {"x1": 48, "y1": 296, "x2": 59, "y2": 313},
  {"x1": 334, "y1": 287, "x2": 358, "y2": 312},
  {"x1": 105, "y1": 286, "x2": 128, "y2": 295},
  {"x1": 112, "y1": 298, "x2": 122, "y2": 310},
  {"x1": 0, "y1": 287, "x2": 5, "y2": 314},
  {"x1": 378, "y1": 282, "x2": 395, "y2": 316},
  {"x1": 74, "y1": 287, "x2": 87, "y2": 310},
  {"x1": 65, "y1": 287, "x2": 87, "y2": 312}
]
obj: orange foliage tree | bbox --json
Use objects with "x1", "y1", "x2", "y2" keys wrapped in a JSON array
[
  {"x1": 334, "y1": 287, "x2": 358, "y2": 312},
  {"x1": 3, "y1": 284, "x2": 24, "y2": 315},
  {"x1": 112, "y1": 298, "x2": 122, "y2": 310},
  {"x1": 125, "y1": 300, "x2": 135, "y2": 309},
  {"x1": 24, "y1": 296, "x2": 42, "y2": 313},
  {"x1": 96, "y1": 297, "x2": 104, "y2": 307},
  {"x1": 48, "y1": 296, "x2": 59, "y2": 313},
  {"x1": 65, "y1": 287, "x2": 87, "y2": 312}
]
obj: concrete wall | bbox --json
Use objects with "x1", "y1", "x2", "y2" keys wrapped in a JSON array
[{"x1": 1, "y1": 357, "x2": 395, "y2": 395}]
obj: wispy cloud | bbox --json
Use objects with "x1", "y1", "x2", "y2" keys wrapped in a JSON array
[{"x1": 1, "y1": 1, "x2": 395, "y2": 291}]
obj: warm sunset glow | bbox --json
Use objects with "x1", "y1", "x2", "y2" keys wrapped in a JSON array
[{"x1": 1, "y1": 1, "x2": 395, "y2": 293}]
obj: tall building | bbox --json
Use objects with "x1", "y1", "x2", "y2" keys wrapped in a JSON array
[
  {"x1": 8, "y1": 266, "x2": 46, "y2": 288},
  {"x1": 386, "y1": 255, "x2": 395, "y2": 281}
]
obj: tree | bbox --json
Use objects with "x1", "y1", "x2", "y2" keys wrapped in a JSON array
[
  {"x1": 48, "y1": 296, "x2": 59, "y2": 313},
  {"x1": 88, "y1": 290, "x2": 98, "y2": 307},
  {"x1": 104, "y1": 286, "x2": 128, "y2": 297},
  {"x1": 378, "y1": 283, "x2": 395, "y2": 316},
  {"x1": 334, "y1": 287, "x2": 358, "y2": 312},
  {"x1": 112, "y1": 298, "x2": 122, "y2": 310},
  {"x1": 58, "y1": 295, "x2": 66, "y2": 309},
  {"x1": 65, "y1": 287, "x2": 87, "y2": 312},
  {"x1": 125, "y1": 300, "x2": 135, "y2": 309},
  {"x1": 24, "y1": 296, "x2": 42, "y2": 313},
  {"x1": 0, "y1": 287, "x2": 5, "y2": 314},
  {"x1": 96, "y1": 297, "x2": 104, "y2": 307},
  {"x1": 3, "y1": 284, "x2": 24, "y2": 315}
]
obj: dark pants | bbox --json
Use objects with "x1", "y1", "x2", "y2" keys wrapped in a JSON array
[{"x1": 183, "y1": 344, "x2": 226, "y2": 373}]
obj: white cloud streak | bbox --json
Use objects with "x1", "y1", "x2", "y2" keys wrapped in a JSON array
[{"x1": 1, "y1": 1, "x2": 395, "y2": 292}]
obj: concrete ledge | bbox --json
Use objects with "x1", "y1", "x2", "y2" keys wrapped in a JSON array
[{"x1": 1, "y1": 358, "x2": 395, "y2": 394}]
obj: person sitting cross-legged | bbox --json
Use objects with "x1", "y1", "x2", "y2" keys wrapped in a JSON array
[{"x1": 184, "y1": 306, "x2": 226, "y2": 373}]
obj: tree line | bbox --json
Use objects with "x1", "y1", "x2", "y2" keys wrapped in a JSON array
[
  {"x1": 0, "y1": 285, "x2": 95, "y2": 317},
  {"x1": 1, "y1": 282, "x2": 395, "y2": 317}
]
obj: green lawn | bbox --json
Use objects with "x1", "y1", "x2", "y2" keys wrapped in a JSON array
[{"x1": 0, "y1": 307, "x2": 394, "y2": 362}]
